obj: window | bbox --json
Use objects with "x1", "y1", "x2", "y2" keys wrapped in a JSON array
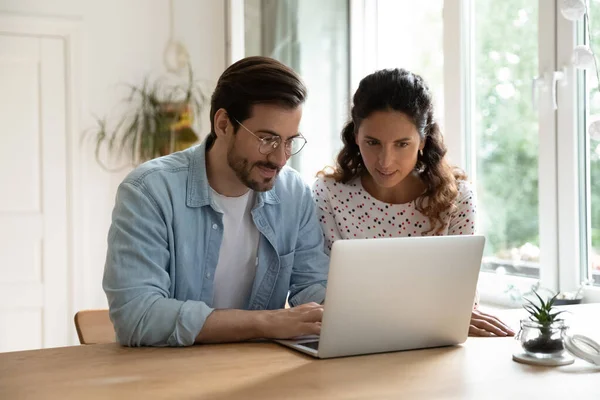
[
  {"x1": 243, "y1": 0, "x2": 349, "y2": 183},
  {"x1": 471, "y1": 1, "x2": 541, "y2": 280},
  {"x1": 373, "y1": 0, "x2": 445, "y2": 125},
  {"x1": 460, "y1": 0, "x2": 567, "y2": 304},
  {"x1": 466, "y1": 0, "x2": 600, "y2": 302},
  {"x1": 581, "y1": 0, "x2": 600, "y2": 287}
]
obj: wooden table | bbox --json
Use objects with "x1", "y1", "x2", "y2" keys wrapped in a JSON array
[{"x1": 1, "y1": 305, "x2": 599, "y2": 399}]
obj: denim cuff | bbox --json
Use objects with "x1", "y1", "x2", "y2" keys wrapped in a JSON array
[{"x1": 288, "y1": 283, "x2": 327, "y2": 307}]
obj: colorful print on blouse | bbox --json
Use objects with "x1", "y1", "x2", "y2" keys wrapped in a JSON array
[{"x1": 312, "y1": 176, "x2": 477, "y2": 254}]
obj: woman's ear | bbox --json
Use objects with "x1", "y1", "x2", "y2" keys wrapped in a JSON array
[{"x1": 419, "y1": 137, "x2": 427, "y2": 152}]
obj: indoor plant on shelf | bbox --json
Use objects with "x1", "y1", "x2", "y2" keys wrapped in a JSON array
[
  {"x1": 92, "y1": 66, "x2": 206, "y2": 171},
  {"x1": 517, "y1": 290, "x2": 568, "y2": 357}
]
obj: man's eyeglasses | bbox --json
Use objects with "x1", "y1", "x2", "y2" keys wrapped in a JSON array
[{"x1": 232, "y1": 118, "x2": 307, "y2": 156}]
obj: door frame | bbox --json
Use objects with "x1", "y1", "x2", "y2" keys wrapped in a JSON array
[{"x1": 0, "y1": 13, "x2": 83, "y2": 345}]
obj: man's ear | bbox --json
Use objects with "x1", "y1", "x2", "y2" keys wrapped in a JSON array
[{"x1": 214, "y1": 108, "x2": 230, "y2": 138}]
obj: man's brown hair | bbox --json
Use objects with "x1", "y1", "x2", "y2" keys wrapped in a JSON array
[{"x1": 207, "y1": 56, "x2": 307, "y2": 146}]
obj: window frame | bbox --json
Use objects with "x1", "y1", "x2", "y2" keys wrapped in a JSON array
[
  {"x1": 443, "y1": 0, "x2": 557, "y2": 304},
  {"x1": 455, "y1": 0, "x2": 600, "y2": 304}
]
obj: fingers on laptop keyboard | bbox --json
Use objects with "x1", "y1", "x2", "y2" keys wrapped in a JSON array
[
  {"x1": 472, "y1": 310, "x2": 516, "y2": 336},
  {"x1": 469, "y1": 325, "x2": 495, "y2": 337},
  {"x1": 469, "y1": 316, "x2": 512, "y2": 337}
]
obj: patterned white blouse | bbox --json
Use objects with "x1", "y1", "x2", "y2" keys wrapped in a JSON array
[{"x1": 312, "y1": 176, "x2": 477, "y2": 254}]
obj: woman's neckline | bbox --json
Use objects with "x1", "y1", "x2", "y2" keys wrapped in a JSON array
[{"x1": 356, "y1": 173, "x2": 426, "y2": 206}]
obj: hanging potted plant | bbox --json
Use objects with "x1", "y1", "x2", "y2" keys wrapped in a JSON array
[
  {"x1": 516, "y1": 290, "x2": 568, "y2": 357},
  {"x1": 91, "y1": 66, "x2": 206, "y2": 171}
]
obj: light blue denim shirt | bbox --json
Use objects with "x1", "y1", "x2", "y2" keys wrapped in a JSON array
[{"x1": 102, "y1": 139, "x2": 329, "y2": 347}]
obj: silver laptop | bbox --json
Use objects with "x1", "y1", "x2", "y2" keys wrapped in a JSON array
[{"x1": 276, "y1": 235, "x2": 485, "y2": 358}]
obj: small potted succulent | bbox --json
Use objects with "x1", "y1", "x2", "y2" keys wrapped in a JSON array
[{"x1": 517, "y1": 290, "x2": 568, "y2": 357}]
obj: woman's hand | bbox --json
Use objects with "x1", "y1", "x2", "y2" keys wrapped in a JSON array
[{"x1": 468, "y1": 309, "x2": 515, "y2": 337}]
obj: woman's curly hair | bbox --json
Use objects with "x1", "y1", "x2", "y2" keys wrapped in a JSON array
[{"x1": 323, "y1": 68, "x2": 466, "y2": 234}]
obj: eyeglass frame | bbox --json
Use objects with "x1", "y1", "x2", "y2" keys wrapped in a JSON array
[{"x1": 231, "y1": 117, "x2": 307, "y2": 156}]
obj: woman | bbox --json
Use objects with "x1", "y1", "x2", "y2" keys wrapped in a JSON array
[{"x1": 313, "y1": 68, "x2": 514, "y2": 337}]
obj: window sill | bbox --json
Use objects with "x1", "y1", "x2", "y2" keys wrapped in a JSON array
[
  {"x1": 477, "y1": 272, "x2": 539, "y2": 309},
  {"x1": 582, "y1": 285, "x2": 600, "y2": 304},
  {"x1": 477, "y1": 271, "x2": 600, "y2": 306}
]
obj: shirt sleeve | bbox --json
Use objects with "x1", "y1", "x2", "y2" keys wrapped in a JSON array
[
  {"x1": 103, "y1": 182, "x2": 213, "y2": 347},
  {"x1": 287, "y1": 180, "x2": 329, "y2": 307},
  {"x1": 312, "y1": 178, "x2": 343, "y2": 255},
  {"x1": 447, "y1": 180, "x2": 477, "y2": 235}
]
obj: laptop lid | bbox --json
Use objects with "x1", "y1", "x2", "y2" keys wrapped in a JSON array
[{"x1": 316, "y1": 235, "x2": 485, "y2": 359}]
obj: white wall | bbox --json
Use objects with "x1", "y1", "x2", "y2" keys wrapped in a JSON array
[{"x1": 0, "y1": 0, "x2": 225, "y2": 321}]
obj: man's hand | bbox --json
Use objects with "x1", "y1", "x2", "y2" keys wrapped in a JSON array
[
  {"x1": 257, "y1": 302, "x2": 323, "y2": 339},
  {"x1": 468, "y1": 309, "x2": 515, "y2": 337},
  {"x1": 195, "y1": 302, "x2": 323, "y2": 344}
]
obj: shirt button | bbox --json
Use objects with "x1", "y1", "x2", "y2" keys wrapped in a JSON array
[
  {"x1": 206, "y1": 272, "x2": 211, "y2": 278},
  {"x1": 212, "y1": 224, "x2": 218, "y2": 230}
]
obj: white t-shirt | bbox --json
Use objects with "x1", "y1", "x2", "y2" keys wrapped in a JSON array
[
  {"x1": 211, "y1": 188, "x2": 260, "y2": 309},
  {"x1": 312, "y1": 176, "x2": 477, "y2": 254}
]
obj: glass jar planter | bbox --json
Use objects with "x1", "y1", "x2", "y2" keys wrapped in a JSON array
[{"x1": 516, "y1": 319, "x2": 568, "y2": 358}]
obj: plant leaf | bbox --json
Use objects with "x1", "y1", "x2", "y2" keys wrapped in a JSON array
[
  {"x1": 532, "y1": 290, "x2": 547, "y2": 310},
  {"x1": 524, "y1": 297, "x2": 542, "y2": 315},
  {"x1": 547, "y1": 293, "x2": 559, "y2": 309},
  {"x1": 549, "y1": 311, "x2": 566, "y2": 320},
  {"x1": 523, "y1": 304, "x2": 537, "y2": 315}
]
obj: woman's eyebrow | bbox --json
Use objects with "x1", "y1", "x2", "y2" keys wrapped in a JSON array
[{"x1": 363, "y1": 135, "x2": 412, "y2": 141}]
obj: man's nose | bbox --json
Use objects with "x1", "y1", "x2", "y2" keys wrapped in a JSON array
[{"x1": 269, "y1": 143, "x2": 288, "y2": 168}]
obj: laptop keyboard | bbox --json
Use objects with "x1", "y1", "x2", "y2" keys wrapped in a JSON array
[{"x1": 299, "y1": 341, "x2": 319, "y2": 350}]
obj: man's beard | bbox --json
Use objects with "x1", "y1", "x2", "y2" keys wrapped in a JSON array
[{"x1": 227, "y1": 141, "x2": 281, "y2": 192}]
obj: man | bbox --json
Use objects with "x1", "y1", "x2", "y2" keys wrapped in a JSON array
[{"x1": 103, "y1": 57, "x2": 327, "y2": 346}]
